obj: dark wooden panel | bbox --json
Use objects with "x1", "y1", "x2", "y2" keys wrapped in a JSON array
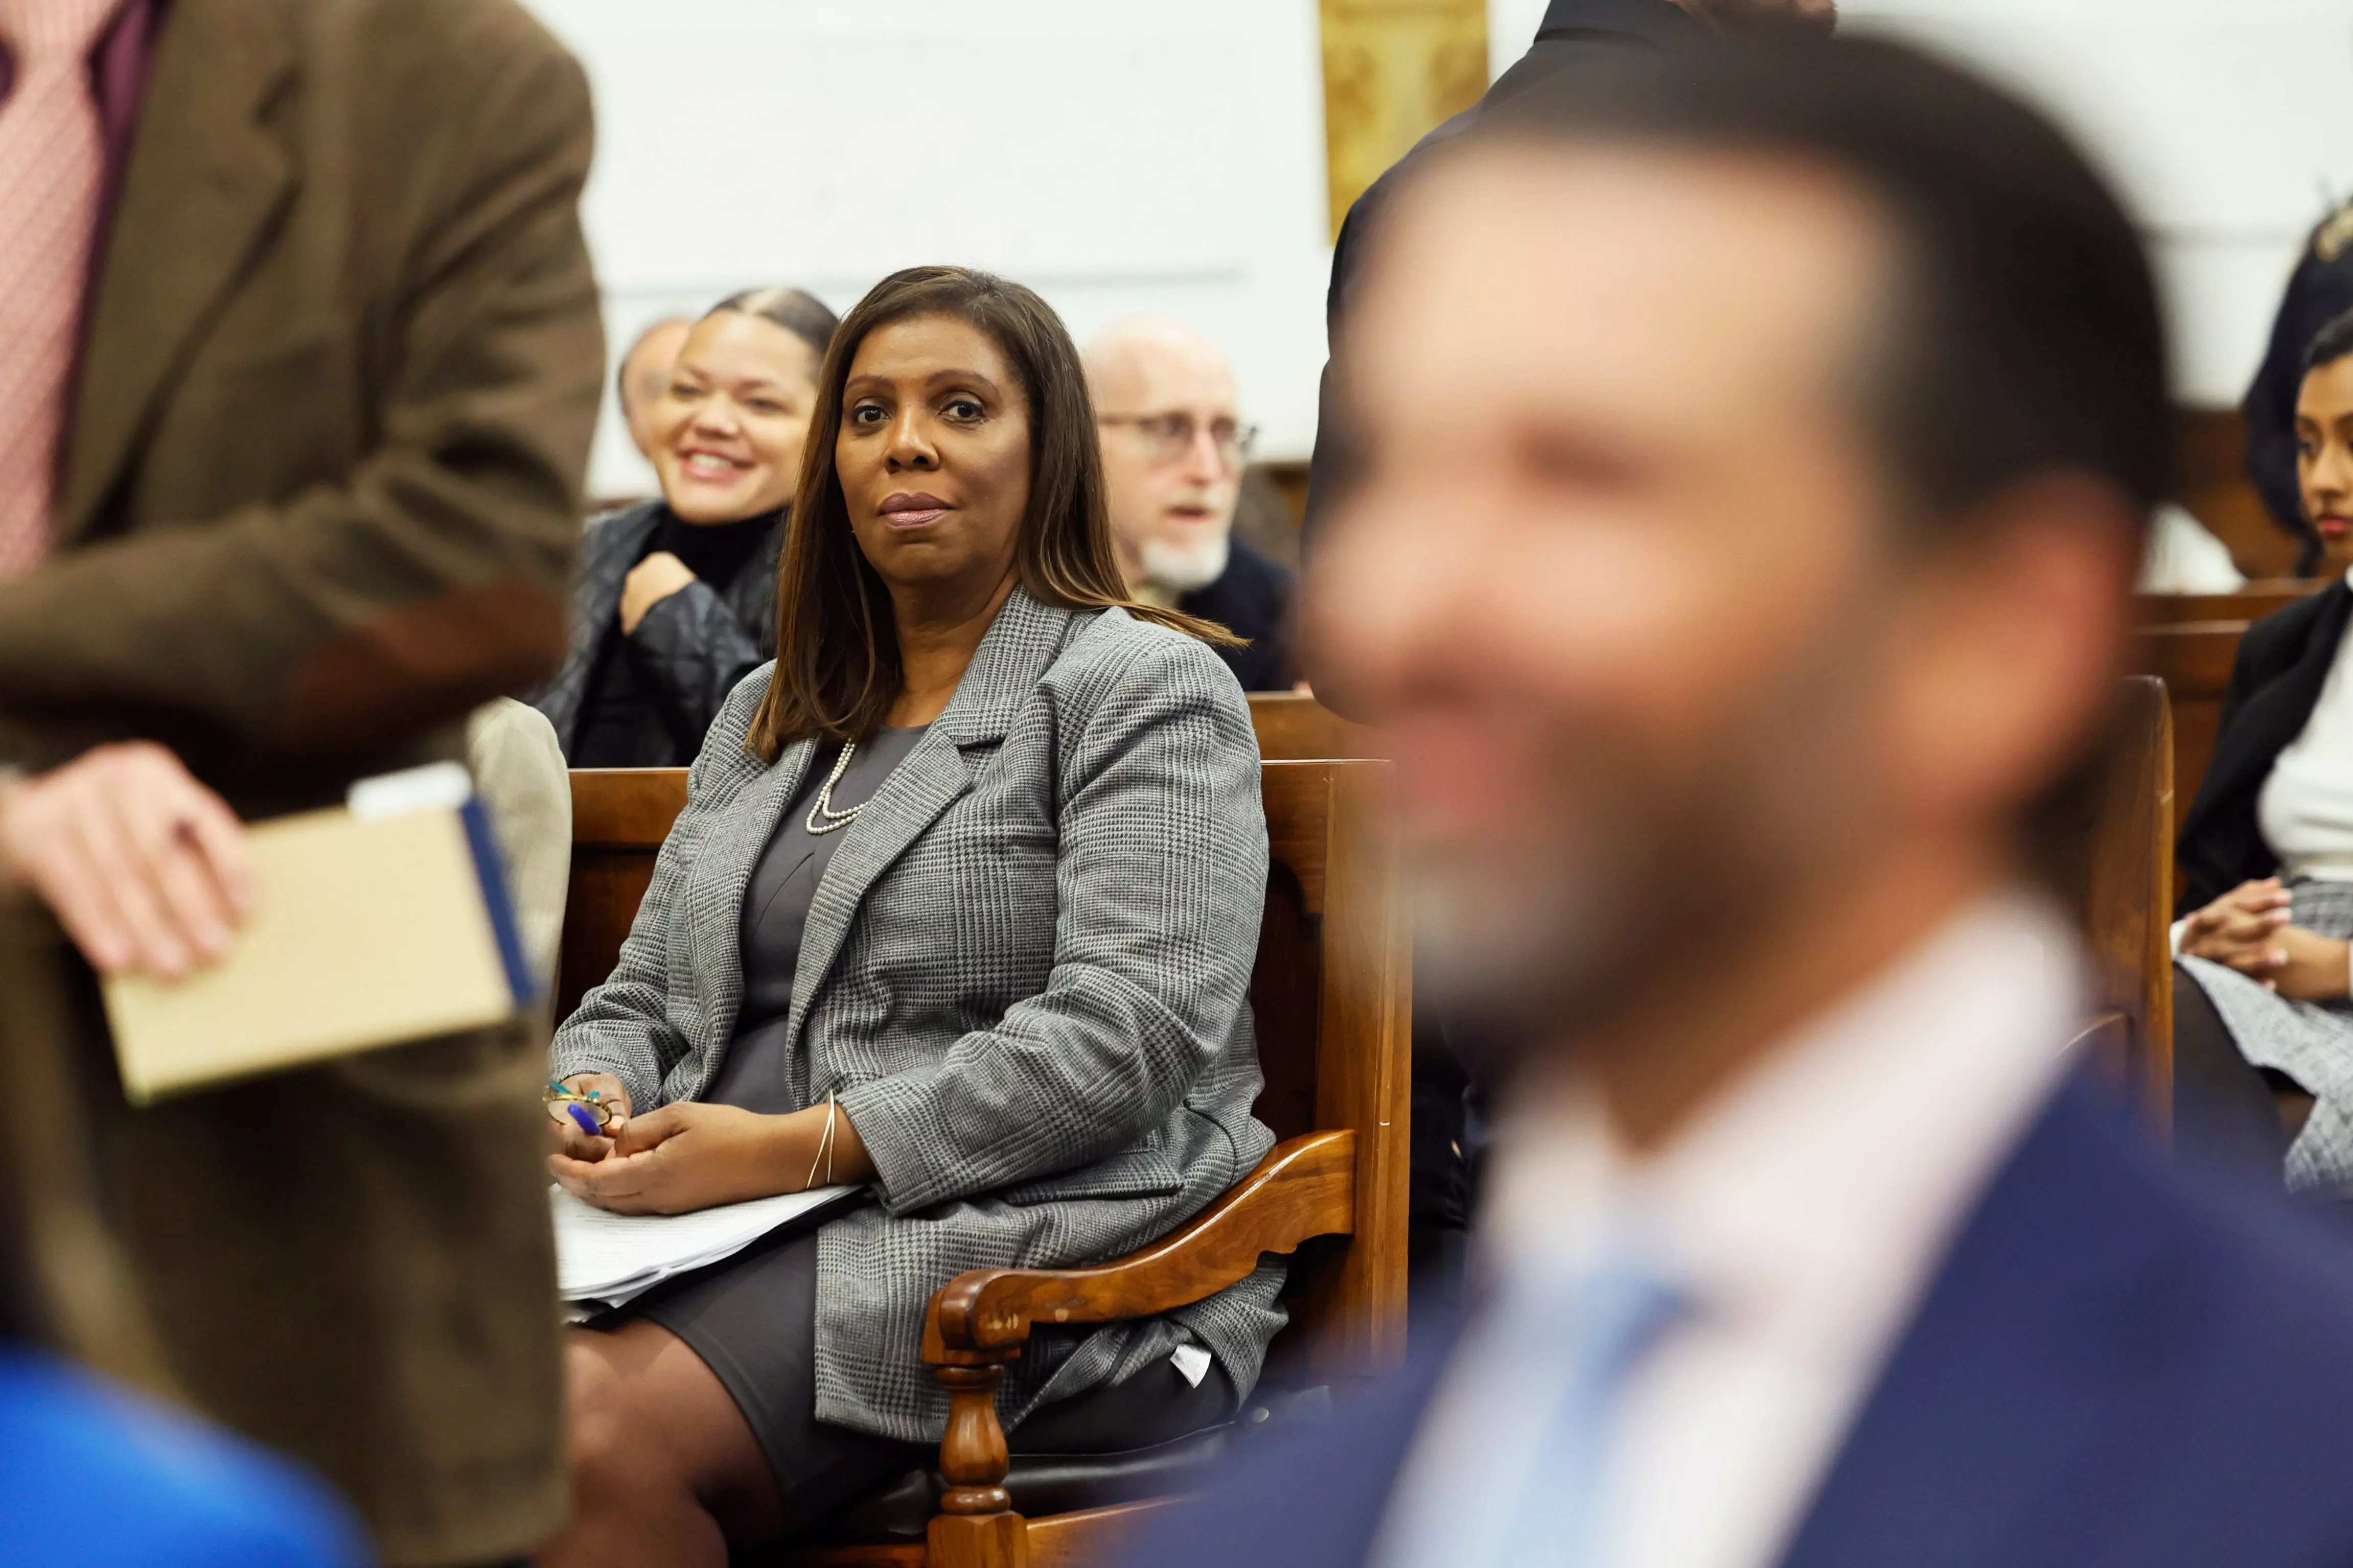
[
  {"x1": 1257, "y1": 458, "x2": 1309, "y2": 530},
  {"x1": 2132, "y1": 622, "x2": 2243, "y2": 835},
  {"x1": 1250, "y1": 861, "x2": 1322, "y2": 1145},
  {"x1": 1250, "y1": 691, "x2": 1380, "y2": 764},
  {"x1": 554, "y1": 768, "x2": 688, "y2": 1024},
  {"x1": 2137, "y1": 580, "x2": 2324, "y2": 626},
  {"x1": 2175, "y1": 405, "x2": 2298, "y2": 580},
  {"x1": 570, "y1": 766, "x2": 688, "y2": 846},
  {"x1": 2085, "y1": 678, "x2": 2174, "y2": 1129}
]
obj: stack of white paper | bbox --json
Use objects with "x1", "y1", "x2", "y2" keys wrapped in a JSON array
[{"x1": 551, "y1": 1185, "x2": 863, "y2": 1310}]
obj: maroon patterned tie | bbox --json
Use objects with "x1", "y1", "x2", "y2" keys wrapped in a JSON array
[{"x1": 0, "y1": 0, "x2": 123, "y2": 581}]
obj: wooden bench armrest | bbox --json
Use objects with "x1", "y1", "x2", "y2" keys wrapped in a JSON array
[{"x1": 924, "y1": 1129, "x2": 1356, "y2": 1364}]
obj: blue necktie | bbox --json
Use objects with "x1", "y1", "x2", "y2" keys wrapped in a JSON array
[{"x1": 1485, "y1": 1254, "x2": 1687, "y2": 1568}]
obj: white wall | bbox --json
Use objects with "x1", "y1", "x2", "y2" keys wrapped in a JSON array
[
  {"x1": 537, "y1": 0, "x2": 2353, "y2": 497},
  {"x1": 525, "y1": 0, "x2": 1335, "y2": 498},
  {"x1": 1493, "y1": 0, "x2": 2353, "y2": 408}
]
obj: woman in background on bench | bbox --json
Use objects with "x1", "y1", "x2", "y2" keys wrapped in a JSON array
[
  {"x1": 533, "y1": 287, "x2": 839, "y2": 767},
  {"x1": 538, "y1": 266, "x2": 1282, "y2": 1566},
  {"x1": 2177, "y1": 306, "x2": 2353, "y2": 1196}
]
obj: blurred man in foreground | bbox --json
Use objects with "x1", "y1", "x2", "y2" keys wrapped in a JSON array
[
  {"x1": 1131, "y1": 35, "x2": 2353, "y2": 1568},
  {"x1": 1087, "y1": 317, "x2": 1295, "y2": 690},
  {"x1": 617, "y1": 315, "x2": 694, "y2": 461},
  {"x1": 0, "y1": 0, "x2": 603, "y2": 1561}
]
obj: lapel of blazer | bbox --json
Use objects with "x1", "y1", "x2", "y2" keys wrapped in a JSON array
[
  {"x1": 62, "y1": 0, "x2": 301, "y2": 541},
  {"x1": 2196, "y1": 581, "x2": 2353, "y2": 820},
  {"x1": 1774, "y1": 1079, "x2": 2192, "y2": 1568},
  {"x1": 781, "y1": 588, "x2": 1080, "y2": 1067}
]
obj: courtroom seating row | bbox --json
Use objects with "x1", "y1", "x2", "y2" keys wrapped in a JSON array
[{"x1": 553, "y1": 681, "x2": 2174, "y2": 1564}]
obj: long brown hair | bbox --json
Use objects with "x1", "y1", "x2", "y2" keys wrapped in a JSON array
[{"x1": 745, "y1": 266, "x2": 1238, "y2": 761}]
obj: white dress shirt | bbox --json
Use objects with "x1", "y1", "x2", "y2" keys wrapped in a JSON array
[
  {"x1": 2259, "y1": 570, "x2": 2353, "y2": 882},
  {"x1": 1372, "y1": 892, "x2": 2083, "y2": 1568}
]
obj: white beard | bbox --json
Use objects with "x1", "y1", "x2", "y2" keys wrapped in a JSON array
[{"x1": 1139, "y1": 531, "x2": 1230, "y2": 594}]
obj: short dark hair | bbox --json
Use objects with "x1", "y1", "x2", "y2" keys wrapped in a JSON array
[
  {"x1": 2304, "y1": 306, "x2": 2353, "y2": 377},
  {"x1": 744, "y1": 266, "x2": 1235, "y2": 760},
  {"x1": 1469, "y1": 34, "x2": 2170, "y2": 531},
  {"x1": 709, "y1": 286, "x2": 841, "y2": 367}
]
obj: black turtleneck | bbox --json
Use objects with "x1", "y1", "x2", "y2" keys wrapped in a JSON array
[
  {"x1": 573, "y1": 506, "x2": 782, "y2": 768},
  {"x1": 653, "y1": 508, "x2": 774, "y2": 596}
]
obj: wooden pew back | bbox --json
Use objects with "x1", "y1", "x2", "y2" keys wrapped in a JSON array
[
  {"x1": 556, "y1": 768, "x2": 690, "y2": 1025},
  {"x1": 2174, "y1": 407, "x2": 2294, "y2": 579},
  {"x1": 2133, "y1": 621, "x2": 2242, "y2": 838},
  {"x1": 2063, "y1": 676, "x2": 2176, "y2": 1123},
  {"x1": 1251, "y1": 685, "x2": 2177, "y2": 1121},
  {"x1": 557, "y1": 760, "x2": 1414, "y2": 1380},
  {"x1": 1248, "y1": 691, "x2": 1380, "y2": 762}
]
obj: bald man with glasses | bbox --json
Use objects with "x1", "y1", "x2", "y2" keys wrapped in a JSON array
[{"x1": 1086, "y1": 317, "x2": 1296, "y2": 692}]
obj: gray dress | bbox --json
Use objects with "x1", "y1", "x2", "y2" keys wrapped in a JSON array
[
  {"x1": 703, "y1": 724, "x2": 933, "y2": 1115},
  {"x1": 2183, "y1": 880, "x2": 2353, "y2": 1194},
  {"x1": 614, "y1": 725, "x2": 1228, "y2": 1520}
]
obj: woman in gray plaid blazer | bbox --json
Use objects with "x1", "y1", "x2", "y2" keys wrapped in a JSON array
[{"x1": 542, "y1": 268, "x2": 1285, "y2": 1563}]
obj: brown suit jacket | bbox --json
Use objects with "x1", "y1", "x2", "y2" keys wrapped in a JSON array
[{"x1": 0, "y1": 0, "x2": 602, "y2": 1560}]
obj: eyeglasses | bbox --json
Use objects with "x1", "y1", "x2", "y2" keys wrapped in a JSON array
[{"x1": 1098, "y1": 412, "x2": 1260, "y2": 470}]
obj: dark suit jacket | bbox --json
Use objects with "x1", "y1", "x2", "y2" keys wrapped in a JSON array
[
  {"x1": 1123, "y1": 1078, "x2": 2353, "y2": 1568},
  {"x1": 2175, "y1": 581, "x2": 2353, "y2": 915},
  {"x1": 0, "y1": 0, "x2": 602, "y2": 1560},
  {"x1": 1302, "y1": 0, "x2": 1699, "y2": 556},
  {"x1": 1180, "y1": 538, "x2": 1297, "y2": 692}
]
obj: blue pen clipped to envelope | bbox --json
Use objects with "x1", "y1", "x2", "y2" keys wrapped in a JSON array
[{"x1": 99, "y1": 762, "x2": 535, "y2": 1104}]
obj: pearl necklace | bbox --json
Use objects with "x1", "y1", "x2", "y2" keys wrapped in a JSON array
[{"x1": 804, "y1": 741, "x2": 866, "y2": 835}]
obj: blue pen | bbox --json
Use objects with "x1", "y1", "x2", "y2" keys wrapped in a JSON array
[{"x1": 566, "y1": 1102, "x2": 604, "y2": 1138}]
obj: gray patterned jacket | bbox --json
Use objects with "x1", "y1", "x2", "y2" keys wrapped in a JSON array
[{"x1": 551, "y1": 588, "x2": 1287, "y2": 1442}]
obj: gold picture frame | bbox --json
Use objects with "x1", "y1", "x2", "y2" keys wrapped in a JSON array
[{"x1": 1321, "y1": 0, "x2": 1490, "y2": 243}]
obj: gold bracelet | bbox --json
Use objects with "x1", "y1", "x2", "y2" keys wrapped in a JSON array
[{"x1": 804, "y1": 1091, "x2": 838, "y2": 1191}]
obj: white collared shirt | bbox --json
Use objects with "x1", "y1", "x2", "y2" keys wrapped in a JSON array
[
  {"x1": 2257, "y1": 568, "x2": 2353, "y2": 883},
  {"x1": 1372, "y1": 892, "x2": 2083, "y2": 1568}
]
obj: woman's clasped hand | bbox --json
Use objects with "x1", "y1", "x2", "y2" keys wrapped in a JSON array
[
  {"x1": 548, "y1": 1074, "x2": 870, "y2": 1215},
  {"x1": 2180, "y1": 877, "x2": 2352, "y2": 1001}
]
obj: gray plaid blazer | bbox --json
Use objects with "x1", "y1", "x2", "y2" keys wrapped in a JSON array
[{"x1": 551, "y1": 588, "x2": 1287, "y2": 1441}]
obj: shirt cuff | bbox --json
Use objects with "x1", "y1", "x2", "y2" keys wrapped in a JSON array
[{"x1": 2170, "y1": 916, "x2": 2189, "y2": 957}]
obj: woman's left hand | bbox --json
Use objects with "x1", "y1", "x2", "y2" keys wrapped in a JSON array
[
  {"x1": 550, "y1": 1102, "x2": 797, "y2": 1215},
  {"x1": 2270, "y1": 924, "x2": 2353, "y2": 1002}
]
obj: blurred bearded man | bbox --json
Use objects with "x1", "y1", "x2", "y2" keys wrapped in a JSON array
[
  {"x1": 1087, "y1": 318, "x2": 1296, "y2": 691},
  {"x1": 1124, "y1": 33, "x2": 2353, "y2": 1568}
]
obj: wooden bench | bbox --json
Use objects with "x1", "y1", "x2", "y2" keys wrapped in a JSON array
[{"x1": 557, "y1": 760, "x2": 1413, "y2": 1568}]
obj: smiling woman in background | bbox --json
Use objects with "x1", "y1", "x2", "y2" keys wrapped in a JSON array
[
  {"x1": 537, "y1": 267, "x2": 1278, "y2": 1565},
  {"x1": 533, "y1": 287, "x2": 839, "y2": 766},
  {"x1": 2176, "y1": 307, "x2": 2353, "y2": 1193}
]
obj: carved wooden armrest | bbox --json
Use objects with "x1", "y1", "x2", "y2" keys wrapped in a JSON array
[
  {"x1": 924, "y1": 1129, "x2": 1357, "y2": 1365},
  {"x1": 912, "y1": 1131, "x2": 1357, "y2": 1561}
]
